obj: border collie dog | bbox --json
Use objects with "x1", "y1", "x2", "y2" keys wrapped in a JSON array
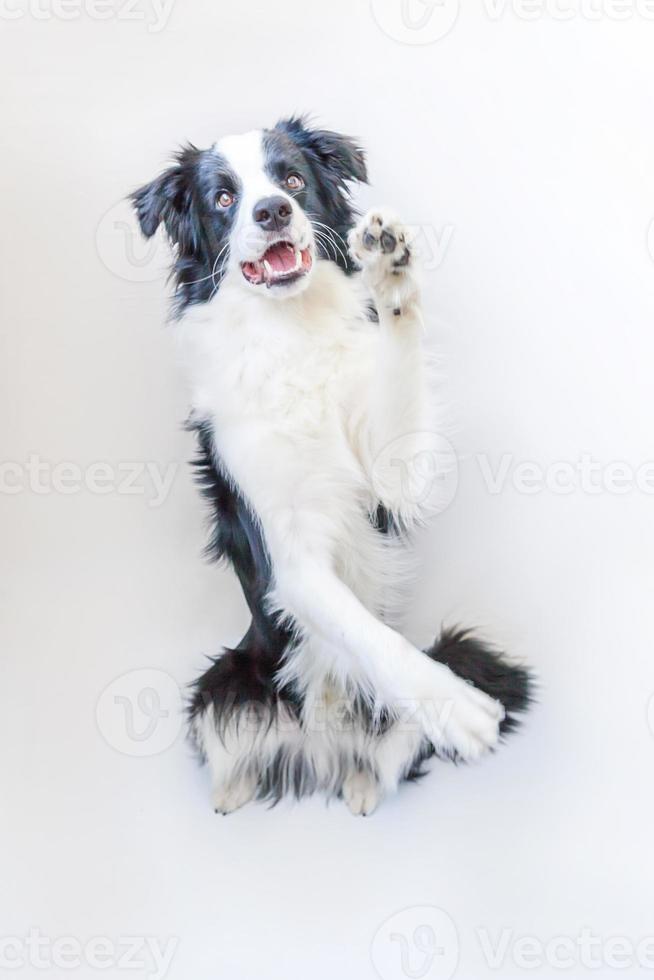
[{"x1": 132, "y1": 116, "x2": 531, "y2": 815}]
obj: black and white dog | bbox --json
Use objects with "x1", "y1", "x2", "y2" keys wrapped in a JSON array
[{"x1": 132, "y1": 116, "x2": 531, "y2": 815}]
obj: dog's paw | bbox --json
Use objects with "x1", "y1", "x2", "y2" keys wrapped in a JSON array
[
  {"x1": 348, "y1": 208, "x2": 418, "y2": 315},
  {"x1": 419, "y1": 665, "x2": 505, "y2": 762},
  {"x1": 212, "y1": 775, "x2": 256, "y2": 815},
  {"x1": 342, "y1": 770, "x2": 381, "y2": 816}
]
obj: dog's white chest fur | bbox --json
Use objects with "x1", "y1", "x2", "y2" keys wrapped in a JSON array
[
  {"x1": 178, "y1": 261, "x2": 381, "y2": 558},
  {"x1": 180, "y1": 260, "x2": 369, "y2": 428}
]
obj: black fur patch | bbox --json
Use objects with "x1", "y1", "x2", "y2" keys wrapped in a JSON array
[
  {"x1": 131, "y1": 146, "x2": 243, "y2": 317},
  {"x1": 427, "y1": 627, "x2": 533, "y2": 736}
]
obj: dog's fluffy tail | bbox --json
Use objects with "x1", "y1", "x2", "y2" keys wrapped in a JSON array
[{"x1": 426, "y1": 627, "x2": 534, "y2": 735}]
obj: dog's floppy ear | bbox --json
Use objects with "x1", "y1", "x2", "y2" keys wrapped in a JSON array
[
  {"x1": 130, "y1": 146, "x2": 203, "y2": 253},
  {"x1": 131, "y1": 165, "x2": 186, "y2": 239},
  {"x1": 276, "y1": 115, "x2": 368, "y2": 186}
]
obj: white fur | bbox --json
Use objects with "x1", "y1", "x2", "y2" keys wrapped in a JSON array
[{"x1": 183, "y1": 134, "x2": 504, "y2": 813}]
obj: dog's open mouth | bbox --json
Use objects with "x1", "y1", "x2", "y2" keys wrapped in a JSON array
[{"x1": 241, "y1": 241, "x2": 312, "y2": 288}]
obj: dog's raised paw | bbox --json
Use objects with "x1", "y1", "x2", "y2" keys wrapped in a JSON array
[
  {"x1": 348, "y1": 209, "x2": 418, "y2": 314},
  {"x1": 349, "y1": 209, "x2": 411, "y2": 266}
]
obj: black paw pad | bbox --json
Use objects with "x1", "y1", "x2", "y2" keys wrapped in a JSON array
[
  {"x1": 380, "y1": 230, "x2": 397, "y2": 253},
  {"x1": 392, "y1": 247, "x2": 411, "y2": 268},
  {"x1": 362, "y1": 230, "x2": 378, "y2": 249}
]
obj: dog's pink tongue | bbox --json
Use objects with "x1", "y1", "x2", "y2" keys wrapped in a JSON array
[{"x1": 264, "y1": 242, "x2": 296, "y2": 273}]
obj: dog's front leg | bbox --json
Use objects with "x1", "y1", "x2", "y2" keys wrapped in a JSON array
[
  {"x1": 349, "y1": 209, "x2": 437, "y2": 525},
  {"x1": 270, "y1": 550, "x2": 504, "y2": 762}
]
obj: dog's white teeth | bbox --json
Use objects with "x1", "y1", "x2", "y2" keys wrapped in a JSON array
[
  {"x1": 294, "y1": 248, "x2": 302, "y2": 270},
  {"x1": 263, "y1": 260, "x2": 273, "y2": 277}
]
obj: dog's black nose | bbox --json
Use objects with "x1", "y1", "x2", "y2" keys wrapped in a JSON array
[{"x1": 253, "y1": 196, "x2": 292, "y2": 232}]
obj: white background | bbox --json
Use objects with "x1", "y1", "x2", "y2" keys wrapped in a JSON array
[{"x1": 3, "y1": 1, "x2": 654, "y2": 978}]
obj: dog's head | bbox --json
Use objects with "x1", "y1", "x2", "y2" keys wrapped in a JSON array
[{"x1": 131, "y1": 116, "x2": 367, "y2": 315}]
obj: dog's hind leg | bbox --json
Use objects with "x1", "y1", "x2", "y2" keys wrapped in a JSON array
[
  {"x1": 189, "y1": 637, "x2": 303, "y2": 813},
  {"x1": 341, "y1": 725, "x2": 428, "y2": 815},
  {"x1": 342, "y1": 769, "x2": 381, "y2": 817},
  {"x1": 211, "y1": 765, "x2": 258, "y2": 816}
]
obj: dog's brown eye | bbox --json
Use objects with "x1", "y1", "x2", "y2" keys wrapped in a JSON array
[
  {"x1": 216, "y1": 191, "x2": 234, "y2": 208},
  {"x1": 285, "y1": 173, "x2": 304, "y2": 191}
]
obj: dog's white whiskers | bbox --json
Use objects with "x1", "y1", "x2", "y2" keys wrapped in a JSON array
[
  {"x1": 309, "y1": 216, "x2": 349, "y2": 251},
  {"x1": 180, "y1": 243, "x2": 230, "y2": 289},
  {"x1": 210, "y1": 247, "x2": 231, "y2": 299},
  {"x1": 180, "y1": 271, "x2": 214, "y2": 287},
  {"x1": 312, "y1": 228, "x2": 338, "y2": 262},
  {"x1": 310, "y1": 221, "x2": 348, "y2": 267},
  {"x1": 211, "y1": 244, "x2": 230, "y2": 288},
  {"x1": 309, "y1": 219, "x2": 348, "y2": 267}
]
